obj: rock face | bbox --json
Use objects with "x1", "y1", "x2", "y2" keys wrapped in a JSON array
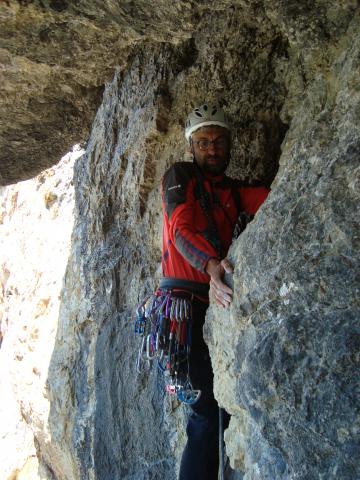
[
  {"x1": 205, "y1": 13, "x2": 360, "y2": 480},
  {"x1": 0, "y1": 1, "x2": 359, "y2": 480},
  {"x1": 0, "y1": 0, "x2": 283, "y2": 185},
  {"x1": 0, "y1": 148, "x2": 82, "y2": 479}
]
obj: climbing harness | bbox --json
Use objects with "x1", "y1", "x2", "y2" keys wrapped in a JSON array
[{"x1": 134, "y1": 290, "x2": 201, "y2": 405}]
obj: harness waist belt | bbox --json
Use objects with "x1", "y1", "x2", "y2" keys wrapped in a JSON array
[{"x1": 159, "y1": 277, "x2": 209, "y2": 298}]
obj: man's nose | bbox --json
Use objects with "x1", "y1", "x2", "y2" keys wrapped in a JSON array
[{"x1": 207, "y1": 141, "x2": 216, "y2": 154}]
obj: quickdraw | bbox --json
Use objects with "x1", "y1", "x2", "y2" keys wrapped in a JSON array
[{"x1": 134, "y1": 290, "x2": 201, "y2": 405}]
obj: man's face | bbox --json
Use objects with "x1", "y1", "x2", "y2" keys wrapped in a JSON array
[{"x1": 191, "y1": 126, "x2": 231, "y2": 175}]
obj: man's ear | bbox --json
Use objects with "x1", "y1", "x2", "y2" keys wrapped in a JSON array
[
  {"x1": 187, "y1": 146, "x2": 194, "y2": 156},
  {"x1": 187, "y1": 138, "x2": 194, "y2": 153},
  {"x1": 185, "y1": 138, "x2": 195, "y2": 162}
]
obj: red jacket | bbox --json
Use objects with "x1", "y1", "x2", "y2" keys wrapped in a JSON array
[{"x1": 161, "y1": 162, "x2": 269, "y2": 287}]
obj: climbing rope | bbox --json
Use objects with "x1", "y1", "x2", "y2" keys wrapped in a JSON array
[{"x1": 219, "y1": 407, "x2": 225, "y2": 480}]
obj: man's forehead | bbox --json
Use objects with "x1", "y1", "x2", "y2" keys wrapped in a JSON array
[{"x1": 192, "y1": 125, "x2": 229, "y2": 138}]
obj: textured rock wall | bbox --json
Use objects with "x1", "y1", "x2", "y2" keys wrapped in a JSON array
[
  {"x1": 46, "y1": 49, "x2": 181, "y2": 480},
  {"x1": 45, "y1": 14, "x2": 291, "y2": 480},
  {"x1": 0, "y1": 0, "x2": 283, "y2": 185},
  {"x1": 0, "y1": 148, "x2": 83, "y2": 479},
  {"x1": 0, "y1": 1, "x2": 359, "y2": 479},
  {"x1": 206, "y1": 11, "x2": 360, "y2": 480},
  {"x1": 0, "y1": 0, "x2": 188, "y2": 185}
]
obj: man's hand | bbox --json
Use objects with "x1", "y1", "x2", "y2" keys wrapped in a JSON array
[{"x1": 206, "y1": 258, "x2": 234, "y2": 308}]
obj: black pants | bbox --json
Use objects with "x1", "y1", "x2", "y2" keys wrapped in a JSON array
[{"x1": 179, "y1": 299, "x2": 230, "y2": 480}]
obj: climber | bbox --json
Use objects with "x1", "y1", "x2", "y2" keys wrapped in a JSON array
[{"x1": 160, "y1": 103, "x2": 269, "y2": 480}]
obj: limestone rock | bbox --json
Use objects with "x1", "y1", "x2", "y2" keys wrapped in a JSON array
[
  {"x1": 0, "y1": 147, "x2": 83, "y2": 479},
  {"x1": 0, "y1": 1, "x2": 359, "y2": 479},
  {"x1": 205, "y1": 12, "x2": 360, "y2": 480}
]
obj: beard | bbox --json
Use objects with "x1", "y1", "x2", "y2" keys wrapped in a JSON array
[{"x1": 201, "y1": 154, "x2": 229, "y2": 175}]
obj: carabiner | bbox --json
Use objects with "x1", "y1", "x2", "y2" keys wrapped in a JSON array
[
  {"x1": 177, "y1": 388, "x2": 201, "y2": 405},
  {"x1": 146, "y1": 334, "x2": 156, "y2": 360}
]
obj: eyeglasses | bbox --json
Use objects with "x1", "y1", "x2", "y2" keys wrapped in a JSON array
[{"x1": 193, "y1": 138, "x2": 228, "y2": 151}]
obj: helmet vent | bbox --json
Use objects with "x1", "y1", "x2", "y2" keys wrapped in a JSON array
[{"x1": 184, "y1": 103, "x2": 230, "y2": 140}]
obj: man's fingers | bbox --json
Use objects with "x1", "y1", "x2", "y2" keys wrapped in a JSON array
[
  {"x1": 208, "y1": 258, "x2": 234, "y2": 308},
  {"x1": 210, "y1": 279, "x2": 233, "y2": 295},
  {"x1": 211, "y1": 277, "x2": 233, "y2": 295},
  {"x1": 220, "y1": 258, "x2": 234, "y2": 274},
  {"x1": 210, "y1": 279, "x2": 232, "y2": 308},
  {"x1": 213, "y1": 291, "x2": 231, "y2": 309}
]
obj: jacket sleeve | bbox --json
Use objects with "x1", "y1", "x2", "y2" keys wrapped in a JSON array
[
  {"x1": 238, "y1": 186, "x2": 269, "y2": 214},
  {"x1": 162, "y1": 163, "x2": 219, "y2": 273}
]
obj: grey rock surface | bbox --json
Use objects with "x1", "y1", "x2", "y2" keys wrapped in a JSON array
[
  {"x1": 0, "y1": 148, "x2": 83, "y2": 479},
  {"x1": 205, "y1": 12, "x2": 360, "y2": 480},
  {"x1": 0, "y1": 1, "x2": 359, "y2": 480},
  {"x1": 2, "y1": 0, "x2": 331, "y2": 185}
]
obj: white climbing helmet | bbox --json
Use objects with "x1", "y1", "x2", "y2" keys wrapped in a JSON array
[{"x1": 185, "y1": 103, "x2": 230, "y2": 141}]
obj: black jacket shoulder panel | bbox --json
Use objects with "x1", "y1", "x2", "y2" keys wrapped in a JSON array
[{"x1": 162, "y1": 162, "x2": 196, "y2": 219}]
